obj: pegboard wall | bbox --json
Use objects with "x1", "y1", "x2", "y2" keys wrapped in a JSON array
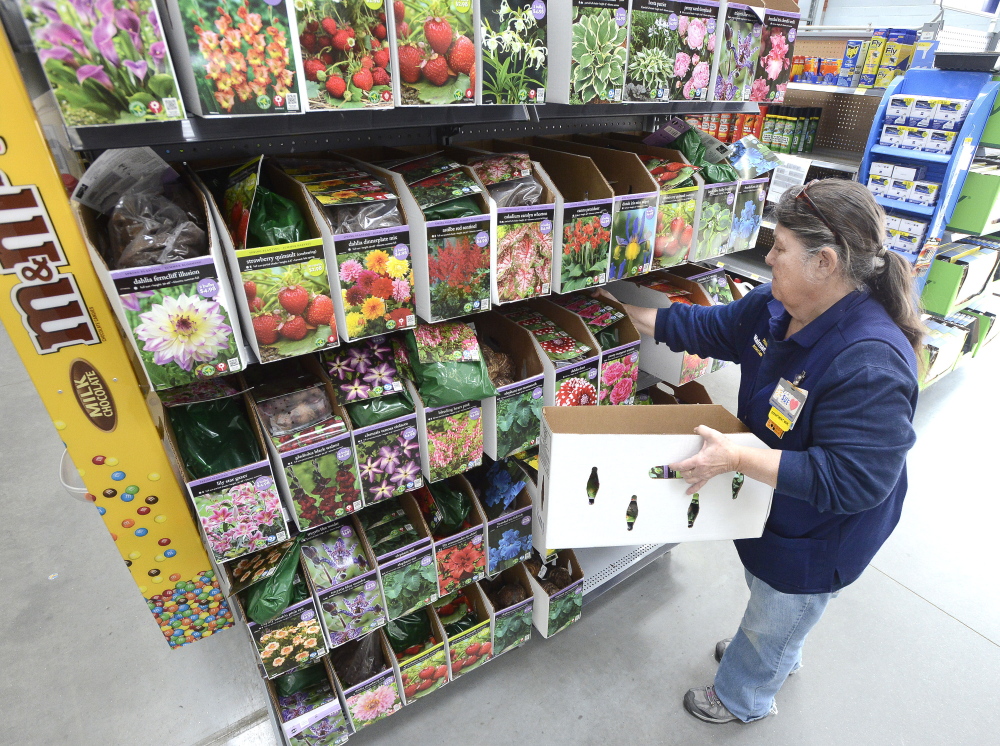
[
  {"x1": 783, "y1": 87, "x2": 882, "y2": 152},
  {"x1": 794, "y1": 36, "x2": 853, "y2": 60}
]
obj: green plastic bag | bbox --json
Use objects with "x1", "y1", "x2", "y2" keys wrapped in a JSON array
[
  {"x1": 421, "y1": 196, "x2": 481, "y2": 221},
  {"x1": 403, "y1": 331, "x2": 497, "y2": 408},
  {"x1": 243, "y1": 538, "x2": 302, "y2": 625},
  {"x1": 386, "y1": 611, "x2": 431, "y2": 654},
  {"x1": 166, "y1": 397, "x2": 261, "y2": 480},
  {"x1": 426, "y1": 481, "x2": 471, "y2": 537},
  {"x1": 248, "y1": 187, "x2": 308, "y2": 248},
  {"x1": 345, "y1": 388, "x2": 415, "y2": 428},
  {"x1": 597, "y1": 327, "x2": 620, "y2": 351},
  {"x1": 673, "y1": 129, "x2": 740, "y2": 184},
  {"x1": 275, "y1": 660, "x2": 327, "y2": 697}
]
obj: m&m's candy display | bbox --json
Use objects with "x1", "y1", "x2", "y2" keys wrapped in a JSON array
[{"x1": 146, "y1": 571, "x2": 233, "y2": 648}]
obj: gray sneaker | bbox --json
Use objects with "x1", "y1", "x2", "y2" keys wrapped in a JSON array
[
  {"x1": 683, "y1": 686, "x2": 778, "y2": 724},
  {"x1": 714, "y1": 638, "x2": 801, "y2": 675}
]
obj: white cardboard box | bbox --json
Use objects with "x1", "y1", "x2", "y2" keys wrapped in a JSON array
[{"x1": 536, "y1": 404, "x2": 774, "y2": 548}]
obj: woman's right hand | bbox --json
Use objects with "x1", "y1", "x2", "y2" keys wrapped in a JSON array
[{"x1": 591, "y1": 287, "x2": 619, "y2": 304}]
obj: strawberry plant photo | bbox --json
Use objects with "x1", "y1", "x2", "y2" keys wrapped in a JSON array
[
  {"x1": 242, "y1": 261, "x2": 339, "y2": 360},
  {"x1": 395, "y1": 0, "x2": 475, "y2": 105},
  {"x1": 19, "y1": 0, "x2": 185, "y2": 126},
  {"x1": 176, "y1": 0, "x2": 303, "y2": 114},
  {"x1": 480, "y1": 0, "x2": 547, "y2": 104},
  {"x1": 297, "y1": 0, "x2": 394, "y2": 109},
  {"x1": 653, "y1": 191, "x2": 697, "y2": 269}
]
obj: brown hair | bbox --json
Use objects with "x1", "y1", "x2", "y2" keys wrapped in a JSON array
[{"x1": 773, "y1": 179, "x2": 924, "y2": 353}]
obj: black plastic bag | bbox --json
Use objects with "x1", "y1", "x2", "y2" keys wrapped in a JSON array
[
  {"x1": 243, "y1": 539, "x2": 302, "y2": 625},
  {"x1": 386, "y1": 611, "x2": 431, "y2": 654},
  {"x1": 248, "y1": 187, "x2": 308, "y2": 248},
  {"x1": 329, "y1": 633, "x2": 383, "y2": 689},
  {"x1": 166, "y1": 396, "x2": 261, "y2": 480},
  {"x1": 107, "y1": 176, "x2": 207, "y2": 269}
]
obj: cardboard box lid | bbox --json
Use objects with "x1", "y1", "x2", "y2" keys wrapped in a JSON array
[{"x1": 542, "y1": 404, "x2": 749, "y2": 436}]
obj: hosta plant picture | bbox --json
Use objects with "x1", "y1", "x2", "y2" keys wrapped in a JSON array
[{"x1": 570, "y1": 1, "x2": 628, "y2": 104}]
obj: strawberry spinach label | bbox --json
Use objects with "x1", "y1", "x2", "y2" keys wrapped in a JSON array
[
  {"x1": 334, "y1": 227, "x2": 416, "y2": 339},
  {"x1": 111, "y1": 257, "x2": 242, "y2": 388},
  {"x1": 425, "y1": 218, "x2": 491, "y2": 321},
  {"x1": 495, "y1": 376, "x2": 545, "y2": 458},
  {"x1": 560, "y1": 199, "x2": 613, "y2": 291},
  {"x1": 553, "y1": 359, "x2": 600, "y2": 406},
  {"x1": 236, "y1": 238, "x2": 338, "y2": 360}
]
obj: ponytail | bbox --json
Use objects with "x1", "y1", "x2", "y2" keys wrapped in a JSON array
[{"x1": 869, "y1": 250, "x2": 925, "y2": 354}]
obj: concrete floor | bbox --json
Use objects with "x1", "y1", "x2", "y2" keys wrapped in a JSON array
[{"x1": 1, "y1": 325, "x2": 999, "y2": 746}]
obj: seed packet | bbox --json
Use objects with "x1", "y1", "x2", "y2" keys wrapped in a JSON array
[
  {"x1": 638, "y1": 155, "x2": 699, "y2": 191},
  {"x1": 569, "y1": 1, "x2": 629, "y2": 104},
  {"x1": 300, "y1": 521, "x2": 371, "y2": 591},
  {"x1": 255, "y1": 378, "x2": 334, "y2": 439},
  {"x1": 467, "y1": 153, "x2": 533, "y2": 186},
  {"x1": 357, "y1": 499, "x2": 408, "y2": 532},
  {"x1": 352, "y1": 415, "x2": 424, "y2": 503},
  {"x1": 653, "y1": 187, "x2": 698, "y2": 269},
  {"x1": 394, "y1": 0, "x2": 475, "y2": 107},
  {"x1": 661, "y1": 0, "x2": 719, "y2": 102},
  {"x1": 713, "y1": 2, "x2": 764, "y2": 101},
  {"x1": 19, "y1": 0, "x2": 186, "y2": 127},
  {"x1": 728, "y1": 136, "x2": 781, "y2": 180},
  {"x1": 249, "y1": 597, "x2": 328, "y2": 679},
  {"x1": 550, "y1": 295, "x2": 625, "y2": 332},
  {"x1": 323, "y1": 337, "x2": 407, "y2": 403},
  {"x1": 479, "y1": 0, "x2": 548, "y2": 105},
  {"x1": 625, "y1": 0, "x2": 680, "y2": 102},
  {"x1": 409, "y1": 170, "x2": 483, "y2": 211},
  {"x1": 388, "y1": 153, "x2": 463, "y2": 185}
]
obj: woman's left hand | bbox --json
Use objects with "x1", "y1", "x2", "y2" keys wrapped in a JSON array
[{"x1": 669, "y1": 425, "x2": 741, "y2": 496}]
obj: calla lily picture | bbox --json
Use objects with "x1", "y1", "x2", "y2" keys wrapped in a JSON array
[{"x1": 19, "y1": 0, "x2": 185, "y2": 126}]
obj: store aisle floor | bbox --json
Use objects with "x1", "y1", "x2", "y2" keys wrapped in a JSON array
[{"x1": 1, "y1": 327, "x2": 998, "y2": 746}]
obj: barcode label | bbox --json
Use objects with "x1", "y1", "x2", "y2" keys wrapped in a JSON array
[
  {"x1": 286, "y1": 93, "x2": 299, "y2": 111},
  {"x1": 163, "y1": 97, "x2": 180, "y2": 117},
  {"x1": 228, "y1": 357, "x2": 241, "y2": 372},
  {"x1": 536, "y1": 88, "x2": 546, "y2": 104}
]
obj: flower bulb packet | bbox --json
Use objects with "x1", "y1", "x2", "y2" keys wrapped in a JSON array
[
  {"x1": 409, "y1": 170, "x2": 483, "y2": 211},
  {"x1": 467, "y1": 153, "x2": 534, "y2": 186},
  {"x1": 300, "y1": 521, "x2": 371, "y2": 591},
  {"x1": 387, "y1": 153, "x2": 463, "y2": 186},
  {"x1": 254, "y1": 377, "x2": 335, "y2": 439},
  {"x1": 403, "y1": 323, "x2": 498, "y2": 407},
  {"x1": 324, "y1": 337, "x2": 407, "y2": 403},
  {"x1": 550, "y1": 295, "x2": 626, "y2": 332}
]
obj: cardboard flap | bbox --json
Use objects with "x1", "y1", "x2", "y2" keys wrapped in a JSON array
[{"x1": 542, "y1": 404, "x2": 749, "y2": 436}]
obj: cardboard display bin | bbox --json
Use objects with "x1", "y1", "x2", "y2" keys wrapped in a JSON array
[
  {"x1": 408, "y1": 380, "x2": 487, "y2": 484},
  {"x1": 608, "y1": 272, "x2": 716, "y2": 385},
  {"x1": 921, "y1": 244, "x2": 1000, "y2": 317},
  {"x1": 73, "y1": 172, "x2": 250, "y2": 391},
  {"x1": 527, "y1": 549, "x2": 584, "y2": 639},
  {"x1": 388, "y1": 605, "x2": 451, "y2": 705},
  {"x1": 537, "y1": 405, "x2": 774, "y2": 549},
  {"x1": 455, "y1": 139, "x2": 615, "y2": 293},
  {"x1": 299, "y1": 517, "x2": 388, "y2": 649},
  {"x1": 474, "y1": 311, "x2": 547, "y2": 460},
  {"x1": 482, "y1": 563, "x2": 534, "y2": 656},
  {"x1": 521, "y1": 298, "x2": 603, "y2": 408},
  {"x1": 236, "y1": 593, "x2": 329, "y2": 681},
  {"x1": 438, "y1": 582, "x2": 494, "y2": 679},
  {"x1": 329, "y1": 629, "x2": 404, "y2": 732},
  {"x1": 265, "y1": 658, "x2": 351, "y2": 746}
]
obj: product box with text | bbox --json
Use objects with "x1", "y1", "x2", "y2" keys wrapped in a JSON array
[
  {"x1": 244, "y1": 595, "x2": 329, "y2": 680},
  {"x1": 728, "y1": 177, "x2": 768, "y2": 254},
  {"x1": 690, "y1": 180, "x2": 737, "y2": 261},
  {"x1": 437, "y1": 582, "x2": 494, "y2": 678},
  {"x1": 266, "y1": 658, "x2": 350, "y2": 746},
  {"x1": 527, "y1": 549, "x2": 583, "y2": 638},
  {"x1": 388, "y1": 605, "x2": 450, "y2": 705},
  {"x1": 365, "y1": 494, "x2": 439, "y2": 618},
  {"x1": 413, "y1": 476, "x2": 488, "y2": 596},
  {"x1": 709, "y1": 0, "x2": 765, "y2": 101},
  {"x1": 476, "y1": 0, "x2": 548, "y2": 104},
  {"x1": 350, "y1": 413, "x2": 424, "y2": 505},
  {"x1": 330, "y1": 630, "x2": 403, "y2": 732},
  {"x1": 537, "y1": 405, "x2": 773, "y2": 548},
  {"x1": 749, "y1": 0, "x2": 800, "y2": 103},
  {"x1": 482, "y1": 563, "x2": 533, "y2": 656},
  {"x1": 392, "y1": 0, "x2": 476, "y2": 106},
  {"x1": 548, "y1": 0, "x2": 629, "y2": 103}
]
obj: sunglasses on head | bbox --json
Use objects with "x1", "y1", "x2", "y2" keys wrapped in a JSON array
[{"x1": 795, "y1": 181, "x2": 850, "y2": 264}]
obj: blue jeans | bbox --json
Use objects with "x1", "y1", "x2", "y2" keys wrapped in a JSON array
[{"x1": 714, "y1": 569, "x2": 839, "y2": 722}]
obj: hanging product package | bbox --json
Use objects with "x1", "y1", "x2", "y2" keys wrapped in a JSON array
[
  {"x1": 247, "y1": 187, "x2": 308, "y2": 248},
  {"x1": 243, "y1": 538, "x2": 303, "y2": 625},
  {"x1": 402, "y1": 323, "x2": 497, "y2": 408},
  {"x1": 672, "y1": 129, "x2": 740, "y2": 184},
  {"x1": 329, "y1": 633, "x2": 383, "y2": 689},
  {"x1": 164, "y1": 389, "x2": 261, "y2": 480},
  {"x1": 486, "y1": 175, "x2": 543, "y2": 208},
  {"x1": 106, "y1": 173, "x2": 208, "y2": 269},
  {"x1": 275, "y1": 661, "x2": 327, "y2": 697},
  {"x1": 344, "y1": 387, "x2": 415, "y2": 428},
  {"x1": 421, "y1": 196, "x2": 482, "y2": 221}
]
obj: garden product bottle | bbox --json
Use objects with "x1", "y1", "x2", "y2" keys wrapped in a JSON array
[
  {"x1": 780, "y1": 109, "x2": 797, "y2": 154},
  {"x1": 761, "y1": 108, "x2": 778, "y2": 147},
  {"x1": 732, "y1": 472, "x2": 745, "y2": 500},
  {"x1": 626, "y1": 496, "x2": 638, "y2": 531},
  {"x1": 792, "y1": 111, "x2": 808, "y2": 153},
  {"x1": 776, "y1": 107, "x2": 792, "y2": 153},
  {"x1": 804, "y1": 108, "x2": 822, "y2": 152},
  {"x1": 687, "y1": 493, "x2": 700, "y2": 528},
  {"x1": 587, "y1": 467, "x2": 599, "y2": 505}
]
